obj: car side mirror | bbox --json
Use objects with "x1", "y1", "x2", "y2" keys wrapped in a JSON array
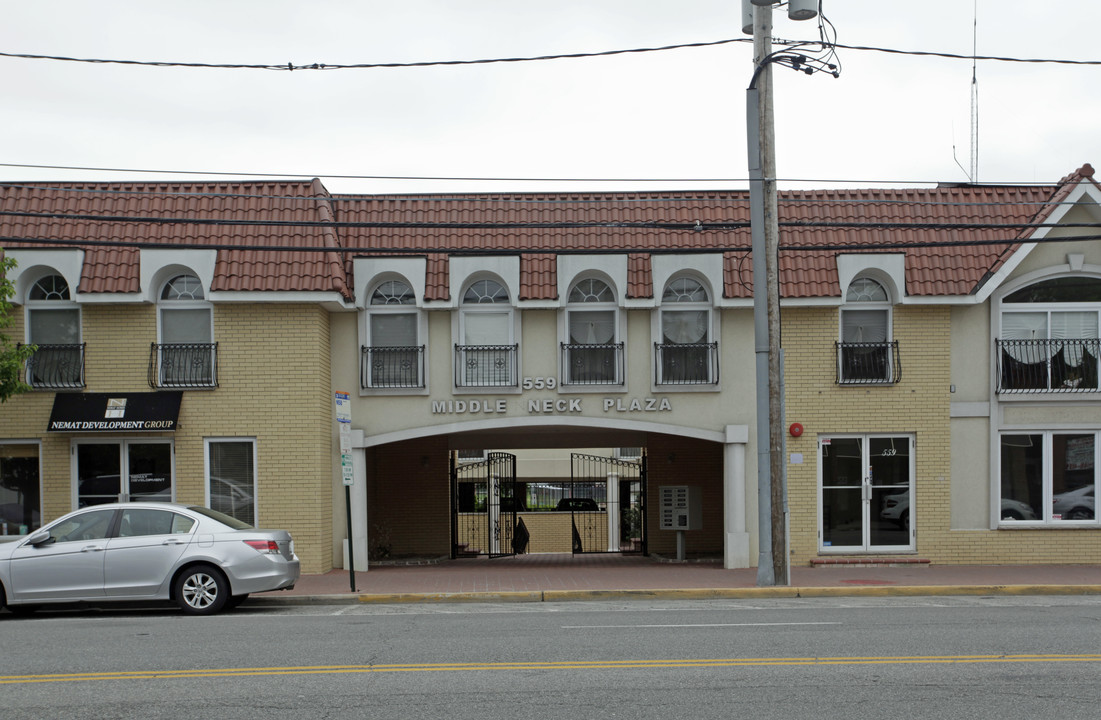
[{"x1": 25, "y1": 529, "x2": 53, "y2": 546}]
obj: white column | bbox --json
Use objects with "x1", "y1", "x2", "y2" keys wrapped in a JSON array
[
  {"x1": 343, "y1": 429, "x2": 369, "y2": 571},
  {"x1": 606, "y1": 473, "x2": 620, "y2": 552},
  {"x1": 724, "y1": 424, "x2": 751, "y2": 568}
]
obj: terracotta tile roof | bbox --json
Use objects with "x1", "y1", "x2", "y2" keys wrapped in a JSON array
[
  {"x1": 334, "y1": 174, "x2": 1090, "y2": 299},
  {"x1": 0, "y1": 181, "x2": 351, "y2": 298},
  {"x1": 520, "y1": 254, "x2": 557, "y2": 301},
  {"x1": 1, "y1": 165, "x2": 1094, "y2": 302}
]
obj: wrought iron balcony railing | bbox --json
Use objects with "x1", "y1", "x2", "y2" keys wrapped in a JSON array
[
  {"x1": 22, "y1": 343, "x2": 86, "y2": 389},
  {"x1": 654, "y1": 342, "x2": 719, "y2": 385},
  {"x1": 361, "y1": 345, "x2": 425, "y2": 388},
  {"x1": 561, "y1": 342, "x2": 624, "y2": 385},
  {"x1": 454, "y1": 344, "x2": 518, "y2": 387},
  {"x1": 836, "y1": 341, "x2": 901, "y2": 384},
  {"x1": 996, "y1": 338, "x2": 1099, "y2": 393},
  {"x1": 149, "y1": 342, "x2": 218, "y2": 388}
]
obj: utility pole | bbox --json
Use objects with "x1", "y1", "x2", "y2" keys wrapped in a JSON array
[
  {"x1": 746, "y1": 0, "x2": 784, "y2": 587},
  {"x1": 745, "y1": 0, "x2": 820, "y2": 586}
]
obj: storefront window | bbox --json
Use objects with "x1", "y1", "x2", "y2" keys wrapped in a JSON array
[
  {"x1": 76, "y1": 441, "x2": 173, "y2": 507},
  {"x1": 1000, "y1": 432, "x2": 1097, "y2": 523},
  {"x1": 207, "y1": 439, "x2": 256, "y2": 526},
  {"x1": 0, "y1": 443, "x2": 40, "y2": 535}
]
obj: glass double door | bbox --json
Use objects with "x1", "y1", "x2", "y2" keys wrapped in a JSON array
[
  {"x1": 75, "y1": 441, "x2": 173, "y2": 507},
  {"x1": 820, "y1": 435, "x2": 913, "y2": 552}
]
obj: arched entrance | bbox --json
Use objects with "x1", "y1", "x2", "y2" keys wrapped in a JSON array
[{"x1": 356, "y1": 417, "x2": 740, "y2": 569}]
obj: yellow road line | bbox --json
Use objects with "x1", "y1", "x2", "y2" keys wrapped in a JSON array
[{"x1": 3, "y1": 654, "x2": 1101, "y2": 685}]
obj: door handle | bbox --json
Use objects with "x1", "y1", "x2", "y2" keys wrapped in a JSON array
[
  {"x1": 162, "y1": 538, "x2": 185, "y2": 545},
  {"x1": 80, "y1": 545, "x2": 104, "y2": 552}
]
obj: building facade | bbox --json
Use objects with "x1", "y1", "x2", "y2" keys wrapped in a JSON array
[{"x1": 2, "y1": 166, "x2": 1098, "y2": 574}]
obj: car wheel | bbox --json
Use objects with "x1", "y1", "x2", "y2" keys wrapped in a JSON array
[
  {"x1": 175, "y1": 565, "x2": 229, "y2": 615},
  {"x1": 1066, "y1": 507, "x2": 1094, "y2": 520}
]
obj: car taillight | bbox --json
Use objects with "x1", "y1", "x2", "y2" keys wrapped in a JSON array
[{"x1": 244, "y1": 540, "x2": 280, "y2": 554}]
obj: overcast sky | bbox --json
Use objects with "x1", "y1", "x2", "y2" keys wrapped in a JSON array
[{"x1": 2, "y1": 0, "x2": 1099, "y2": 195}]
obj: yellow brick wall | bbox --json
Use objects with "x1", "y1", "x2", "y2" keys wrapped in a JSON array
[
  {"x1": 0, "y1": 302, "x2": 335, "y2": 574},
  {"x1": 782, "y1": 305, "x2": 953, "y2": 563},
  {"x1": 781, "y1": 304, "x2": 1101, "y2": 566}
]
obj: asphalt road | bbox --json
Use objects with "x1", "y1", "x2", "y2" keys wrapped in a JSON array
[{"x1": 3, "y1": 596, "x2": 1100, "y2": 720}]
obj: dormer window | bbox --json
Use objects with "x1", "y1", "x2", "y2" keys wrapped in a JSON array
[
  {"x1": 655, "y1": 276, "x2": 717, "y2": 385},
  {"x1": 456, "y1": 279, "x2": 517, "y2": 387},
  {"x1": 837, "y1": 277, "x2": 899, "y2": 384},
  {"x1": 152, "y1": 274, "x2": 216, "y2": 388},
  {"x1": 25, "y1": 274, "x2": 85, "y2": 389},
  {"x1": 363, "y1": 279, "x2": 424, "y2": 388},
  {"x1": 562, "y1": 277, "x2": 622, "y2": 385}
]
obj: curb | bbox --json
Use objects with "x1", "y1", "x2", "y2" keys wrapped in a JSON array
[{"x1": 247, "y1": 584, "x2": 1101, "y2": 606}]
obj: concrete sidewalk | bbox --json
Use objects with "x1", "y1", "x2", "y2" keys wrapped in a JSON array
[{"x1": 251, "y1": 554, "x2": 1101, "y2": 605}]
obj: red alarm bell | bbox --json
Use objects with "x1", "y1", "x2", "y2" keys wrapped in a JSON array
[{"x1": 789, "y1": 422, "x2": 804, "y2": 437}]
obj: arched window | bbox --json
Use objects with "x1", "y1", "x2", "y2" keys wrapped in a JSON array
[
  {"x1": 838, "y1": 277, "x2": 897, "y2": 384},
  {"x1": 657, "y1": 276, "x2": 717, "y2": 385},
  {"x1": 457, "y1": 278, "x2": 515, "y2": 387},
  {"x1": 155, "y1": 274, "x2": 215, "y2": 387},
  {"x1": 564, "y1": 277, "x2": 621, "y2": 385},
  {"x1": 364, "y1": 279, "x2": 423, "y2": 388},
  {"x1": 998, "y1": 276, "x2": 1101, "y2": 392},
  {"x1": 25, "y1": 274, "x2": 84, "y2": 388}
]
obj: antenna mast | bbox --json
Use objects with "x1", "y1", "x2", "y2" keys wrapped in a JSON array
[{"x1": 970, "y1": 0, "x2": 979, "y2": 182}]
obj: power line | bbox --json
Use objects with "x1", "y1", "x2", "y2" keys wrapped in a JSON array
[
  {"x1": 4, "y1": 233, "x2": 1099, "y2": 255},
  {"x1": 2, "y1": 208, "x2": 1097, "y2": 232},
  {"x1": 2, "y1": 37, "x2": 1098, "y2": 71},
  {"x1": 0, "y1": 38, "x2": 750, "y2": 72}
]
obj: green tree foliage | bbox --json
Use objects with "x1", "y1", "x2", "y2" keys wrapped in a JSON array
[{"x1": 0, "y1": 252, "x2": 35, "y2": 401}]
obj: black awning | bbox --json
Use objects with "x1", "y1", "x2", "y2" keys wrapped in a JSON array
[{"x1": 47, "y1": 392, "x2": 183, "y2": 432}]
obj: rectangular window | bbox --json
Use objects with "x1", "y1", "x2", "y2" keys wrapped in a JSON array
[
  {"x1": 1000, "y1": 432, "x2": 1098, "y2": 524},
  {"x1": 367, "y1": 313, "x2": 422, "y2": 388},
  {"x1": 75, "y1": 441, "x2": 173, "y2": 508},
  {"x1": 206, "y1": 439, "x2": 257, "y2": 526},
  {"x1": 0, "y1": 443, "x2": 41, "y2": 535}
]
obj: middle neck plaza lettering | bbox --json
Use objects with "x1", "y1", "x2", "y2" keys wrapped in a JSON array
[{"x1": 429, "y1": 397, "x2": 673, "y2": 414}]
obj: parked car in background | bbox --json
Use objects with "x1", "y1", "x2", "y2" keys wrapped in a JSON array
[
  {"x1": 881, "y1": 492, "x2": 1038, "y2": 529},
  {"x1": 0, "y1": 502, "x2": 298, "y2": 615},
  {"x1": 1052, "y1": 486, "x2": 1095, "y2": 520}
]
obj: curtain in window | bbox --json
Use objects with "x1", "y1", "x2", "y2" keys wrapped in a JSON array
[
  {"x1": 161, "y1": 308, "x2": 212, "y2": 343},
  {"x1": 662, "y1": 310, "x2": 708, "y2": 344},
  {"x1": 1052, "y1": 311, "x2": 1099, "y2": 366},
  {"x1": 569, "y1": 310, "x2": 615, "y2": 344},
  {"x1": 371, "y1": 313, "x2": 417, "y2": 346},
  {"x1": 841, "y1": 309, "x2": 888, "y2": 343},
  {"x1": 209, "y1": 442, "x2": 255, "y2": 526},
  {"x1": 29, "y1": 308, "x2": 80, "y2": 344},
  {"x1": 464, "y1": 312, "x2": 509, "y2": 345}
]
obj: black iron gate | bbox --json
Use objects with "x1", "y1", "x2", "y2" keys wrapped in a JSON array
[
  {"x1": 569, "y1": 453, "x2": 646, "y2": 554},
  {"x1": 452, "y1": 452, "x2": 525, "y2": 558}
]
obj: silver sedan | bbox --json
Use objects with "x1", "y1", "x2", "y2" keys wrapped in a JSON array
[{"x1": 0, "y1": 502, "x2": 299, "y2": 615}]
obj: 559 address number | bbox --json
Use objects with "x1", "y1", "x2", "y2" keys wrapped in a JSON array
[{"x1": 522, "y1": 376, "x2": 558, "y2": 390}]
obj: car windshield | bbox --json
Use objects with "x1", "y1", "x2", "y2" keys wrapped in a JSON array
[{"x1": 187, "y1": 505, "x2": 254, "y2": 530}]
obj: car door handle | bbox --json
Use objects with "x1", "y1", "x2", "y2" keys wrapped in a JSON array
[
  {"x1": 162, "y1": 538, "x2": 185, "y2": 545},
  {"x1": 81, "y1": 545, "x2": 104, "y2": 552}
]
